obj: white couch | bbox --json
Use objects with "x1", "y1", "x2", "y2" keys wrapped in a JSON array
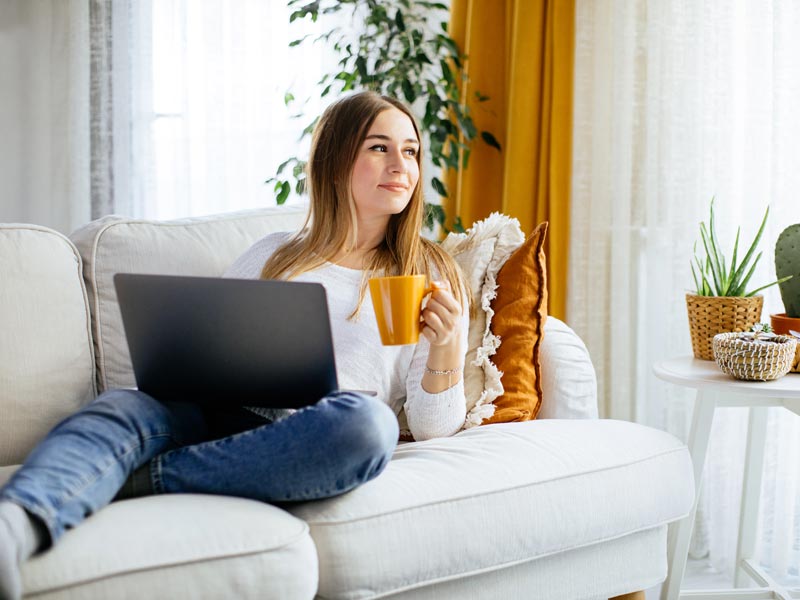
[{"x1": 0, "y1": 207, "x2": 694, "y2": 600}]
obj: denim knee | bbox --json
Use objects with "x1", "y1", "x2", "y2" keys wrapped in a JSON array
[
  {"x1": 79, "y1": 389, "x2": 169, "y2": 429},
  {"x1": 80, "y1": 389, "x2": 206, "y2": 446},
  {"x1": 324, "y1": 392, "x2": 399, "y2": 465},
  {"x1": 71, "y1": 389, "x2": 170, "y2": 433}
]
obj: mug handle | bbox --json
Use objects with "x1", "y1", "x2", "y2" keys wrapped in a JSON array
[{"x1": 421, "y1": 280, "x2": 449, "y2": 307}]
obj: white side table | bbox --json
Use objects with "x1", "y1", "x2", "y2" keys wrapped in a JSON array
[{"x1": 654, "y1": 357, "x2": 800, "y2": 600}]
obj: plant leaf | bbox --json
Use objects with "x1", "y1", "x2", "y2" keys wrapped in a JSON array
[
  {"x1": 731, "y1": 251, "x2": 762, "y2": 296},
  {"x1": 747, "y1": 274, "x2": 793, "y2": 297},
  {"x1": 431, "y1": 176, "x2": 447, "y2": 198},
  {"x1": 708, "y1": 198, "x2": 725, "y2": 287},
  {"x1": 394, "y1": 10, "x2": 405, "y2": 32},
  {"x1": 423, "y1": 202, "x2": 445, "y2": 231},
  {"x1": 695, "y1": 255, "x2": 713, "y2": 295},
  {"x1": 276, "y1": 181, "x2": 290, "y2": 205},
  {"x1": 729, "y1": 206, "x2": 769, "y2": 294},
  {"x1": 481, "y1": 131, "x2": 502, "y2": 151},
  {"x1": 723, "y1": 227, "x2": 740, "y2": 295},
  {"x1": 699, "y1": 223, "x2": 722, "y2": 295},
  {"x1": 355, "y1": 55, "x2": 368, "y2": 80},
  {"x1": 402, "y1": 79, "x2": 415, "y2": 103}
]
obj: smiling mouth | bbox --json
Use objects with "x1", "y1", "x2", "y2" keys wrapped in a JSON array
[{"x1": 378, "y1": 184, "x2": 409, "y2": 192}]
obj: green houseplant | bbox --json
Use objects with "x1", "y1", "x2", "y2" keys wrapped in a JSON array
[
  {"x1": 687, "y1": 199, "x2": 791, "y2": 360},
  {"x1": 267, "y1": 0, "x2": 501, "y2": 233}
]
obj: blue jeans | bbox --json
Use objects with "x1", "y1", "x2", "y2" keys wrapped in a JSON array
[{"x1": 0, "y1": 389, "x2": 398, "y2": 548}]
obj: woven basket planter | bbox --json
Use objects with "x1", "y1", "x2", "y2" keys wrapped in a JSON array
[
  {"x1": 712, "y1": 333, "x2": 797, "y2": 381},
  {"x1": 686, "y1": 294, "x2": 763, "y2": 360}
]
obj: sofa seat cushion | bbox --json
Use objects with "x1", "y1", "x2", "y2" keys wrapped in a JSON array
[
  {"x1": 21, "y1": 494, "x2": 318, "y2": 600},
  {"x1": 287, "y1": 419, "x2": 694, "y2": 600}
]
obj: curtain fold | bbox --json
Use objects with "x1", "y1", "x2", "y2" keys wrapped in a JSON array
[{"x1": 448, "y1": 0, "x2": 574, "y2": 320}]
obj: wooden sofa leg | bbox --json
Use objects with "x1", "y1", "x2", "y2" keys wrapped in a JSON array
[{"x1": 609, "y1": 592, "x2": 646, "y2": 600}]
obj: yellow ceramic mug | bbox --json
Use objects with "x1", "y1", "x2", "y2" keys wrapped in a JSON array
[{"x1": 368, "y1": 275, "x2": 438, "y2": 345}]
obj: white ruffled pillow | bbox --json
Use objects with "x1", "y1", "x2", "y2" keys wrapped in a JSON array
[{"x1": 441, "y1": 213, "x2": 526, "y2": 428}]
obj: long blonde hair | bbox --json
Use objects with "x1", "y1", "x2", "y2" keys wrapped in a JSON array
[{"x1": 261, "y1": 91, "x2": 467, "y2": 317}]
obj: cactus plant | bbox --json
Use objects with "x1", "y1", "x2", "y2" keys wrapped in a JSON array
[{"x1": 775, "y1": 224, "x2": 800, "y2": 318}]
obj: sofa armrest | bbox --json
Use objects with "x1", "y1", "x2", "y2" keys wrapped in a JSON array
[{"x1": 538, "y1": 317, "x2": 598, "y2": 419}]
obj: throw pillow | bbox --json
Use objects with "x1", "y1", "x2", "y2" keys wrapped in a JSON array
[
  {"x1": 481, "y1": 222, "x2": 548, "y2": 424},
  {"x1": 440, "y1": 213, "x2": 526, "y2": 427}
]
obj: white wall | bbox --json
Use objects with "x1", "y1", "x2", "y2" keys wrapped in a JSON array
[{"x1": 0, "y1": 0, "x2": 90, "y2": 234}]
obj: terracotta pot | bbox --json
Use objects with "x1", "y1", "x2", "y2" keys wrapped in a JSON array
[
  {"x1": 686, "y1": 294, "x2": 763, "y2": 360},
  {"x1": 770, "y1": 313, "x2": 800, "y2": 373}
]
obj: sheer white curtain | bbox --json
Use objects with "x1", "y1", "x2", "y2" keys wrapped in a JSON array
[
  {"x1": 124, "y1": 0, "x2": 349, "y2": 220},
  {"x1": 570, "y1": 0, "x2": 800, "y2": 585},
  {"x1": 0, "y1": 0, "x2": 90, "y2": 234}
]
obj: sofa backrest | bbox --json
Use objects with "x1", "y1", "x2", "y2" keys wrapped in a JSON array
[
  {"x1": 1, "y1": 206, "x2": 596, "y2": 467},
  {"x1": 539, "y1": 317, "x2": 598, "y2": 419},
  {"x1": 0, "y1": 225, "x2": 96, "y2": 466},
  {"x1": 69, "y1": 206, "x2": 307, "y2": 393}
]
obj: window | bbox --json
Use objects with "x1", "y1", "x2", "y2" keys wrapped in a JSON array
[{"x1": 128, "y1": 1, "x2": 349, "y2": 219}]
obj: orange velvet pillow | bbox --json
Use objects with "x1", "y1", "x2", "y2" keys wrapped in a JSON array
[{"x1": 481, "y1": 221, "x2": 548, "y2": 425}]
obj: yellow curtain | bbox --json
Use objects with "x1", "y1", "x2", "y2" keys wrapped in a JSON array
[{"x1": 447, "y1": 0, "x2": 575, "y2": 321}]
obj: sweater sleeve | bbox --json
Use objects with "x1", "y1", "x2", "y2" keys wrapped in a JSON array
[{"x1": 403, "y1": 291, "x2": 470, "y2": 441}]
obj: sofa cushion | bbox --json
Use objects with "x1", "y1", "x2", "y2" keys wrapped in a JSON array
[
  {"x1": 69, "y1": 207, "x2": 307, "y2": 392},
  {"x1": 0, "y1": 225, "x2": 96, "y2": 466},
  {"x1": 21, "y1": 494, "x2": 317, "y2": 600},
  {"x1": 287, "y1": 419, "x2": 693, "y2": 600},
  {"x1": 482, "y1": 221, "x2": 548, "y2": 424},
  {"x1": 440, "y1": 213, "x2": 526, "y2": 427}
]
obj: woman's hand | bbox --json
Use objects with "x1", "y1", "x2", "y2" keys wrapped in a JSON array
[
  {"x1": 421, "y1": 281, "x2": 462, "y2": 348},
  {"x1": 420, "y1": 280, "x2": 464, "y2": 393}
]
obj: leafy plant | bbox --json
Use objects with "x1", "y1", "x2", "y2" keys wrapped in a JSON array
[
  {"x1": 690, "y1": 198, "x2": 791, "y2": 297},
  {"x1": 267, "y1": 0, "x2": 501, "y2": 233}
]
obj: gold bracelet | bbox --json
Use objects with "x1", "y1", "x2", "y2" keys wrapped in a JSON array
[
  {"x1": 424, "y1": 366, "x2": 462, "y2": 376},
  {"x1": 424, "y1": 366, "x2": 462, "y2": 390}
]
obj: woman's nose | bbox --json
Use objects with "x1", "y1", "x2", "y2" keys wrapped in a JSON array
[{"x1": 387, "y1": 150, "x2": 407, "y2": 173}]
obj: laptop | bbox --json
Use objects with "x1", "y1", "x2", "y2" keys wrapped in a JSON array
[{"x1": 114, "y1": 273, "x2": 346, "y2": 408}]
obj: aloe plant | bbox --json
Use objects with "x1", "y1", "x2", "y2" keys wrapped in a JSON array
[{"x1": 690, "y1": 198, "x2": 791, "y2": 297}]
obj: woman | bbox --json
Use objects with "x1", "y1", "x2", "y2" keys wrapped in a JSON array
[{"x1": 0, "y1": 91, "x2": 469, "y2": 600}]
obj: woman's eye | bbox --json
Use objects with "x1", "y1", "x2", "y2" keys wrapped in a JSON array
[
  {"x1": 404, "y1": 148, "x2": 418, "y2": 156},
  {"x1": 370, "y1": 144, "x2": 387, "y2": 152}
]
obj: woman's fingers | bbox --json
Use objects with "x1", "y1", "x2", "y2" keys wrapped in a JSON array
[
  {"x1": 422, "y1": 288, "x2": 462, "y2": 346},
  {"x1": 423, "y1": 302, "x2": 455, "y2": 331},
  {"x1": 427, "y1": 284, "x2": 461, "y2": 316},
  {"x1": 422, "y1": 309, "x2": 445, "y2": 333}
]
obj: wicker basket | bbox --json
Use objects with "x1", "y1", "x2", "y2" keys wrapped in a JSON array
[
  {"x1": 712, "y1": 333, "x2": 797, "y2": 381},
  {"x1": 686, "y1": 294, "x2": 763, "y2": 360}
]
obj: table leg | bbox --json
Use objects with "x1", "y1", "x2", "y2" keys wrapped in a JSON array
[
  {"x1": 734, "y1": 406, "x2": 768, "y2": 588},
  {"x1": 662, "y1": 389, "x2": 716, "y2": 600}
]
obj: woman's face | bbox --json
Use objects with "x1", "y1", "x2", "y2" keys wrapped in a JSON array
[{"x1": 350, "y1": 107, "x2": 420, "y2": 226}]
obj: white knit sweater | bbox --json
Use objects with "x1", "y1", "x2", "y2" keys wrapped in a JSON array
[{"x1": 223, "y1": 232, "x2": 469, "y2": 441}]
